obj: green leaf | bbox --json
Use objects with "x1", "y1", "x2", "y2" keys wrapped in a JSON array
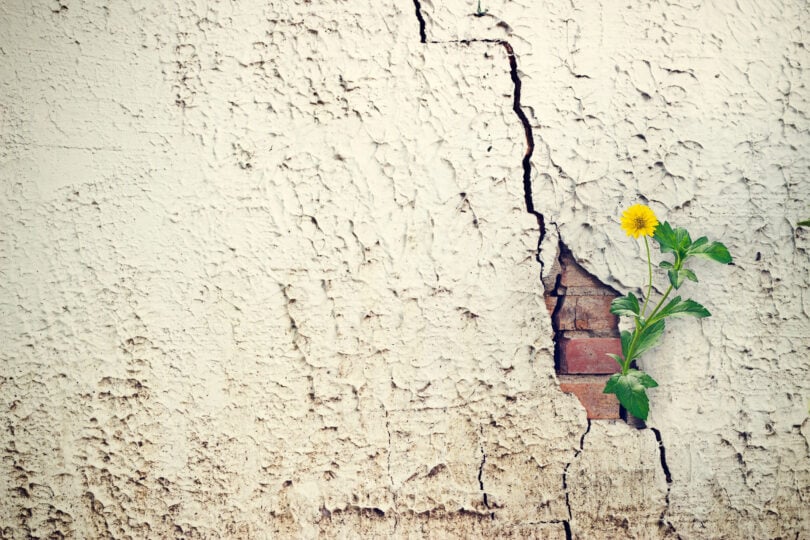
[
  {"x1": 610, "y1": 293, "x2": 641, "y2": 318},
  {"x1": 674, "y1": 228, "x2": 693, "y2": 252},
  {"x1": 689, "y1": 237, "x2": 708, "y2": 252},
  {"x1": 654, "y1": 221, "x2": 692, "y2": 256},
  {"x1": 667, "y1": 267, "x2": 697, "y2": 289},
  {"x1": 620, "y1": 330, "x2": 632, "y2": 359},
  {"x1": 602, "y1": 369, "x2": 658, "y2": 420},
  {"x1": 675, "y1": 298, "x2": 710, "y2": 318},
  {"x1": 652, "y1": 222, "x2": 678, "y2": 254},
  {"x1": 683, "y1": 268, "x2": 698, "y2": 283},
  {"x1": 629, "y1": 369, "x2": 659, "y2": 389},
  {"x1": 688, "y1": 239, "x2": 732, "y2": 264},
  {"x1": 634, "y1": 319, "x2": 665, "y2": 357},
  {"x1": 667, "y1": 268, "x2": 686, "y2": 289},
  {"x1": 618, "y1": 385, "x2": 649, "y2": 418},
  {"x1": 649, "y1": 296, "x2": 710, "y2": 326},
  {"x1": 799, "y1": 219, "x2": 810, "y2": 227},
  {"x1": 654, "y1": 296, "x2": 682, "y2": 319},
  {"x1": 659, "y1": 261, "x2": 673, "y2": 269},
  {"x1": 604, "y1": 373, "x2": 621, "y2": 393},
  {"x1": 606, "y1": 353, "x2": 624, "y2": 369}
]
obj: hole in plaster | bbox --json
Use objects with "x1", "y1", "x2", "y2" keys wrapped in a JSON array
[{"x1": 545, "y1": 242, "x2": 638, "y2": 421}]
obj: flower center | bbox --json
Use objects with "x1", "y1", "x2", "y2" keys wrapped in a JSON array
[{"x1": 634, "y1": 216, "x2": 647, "y2": 230}]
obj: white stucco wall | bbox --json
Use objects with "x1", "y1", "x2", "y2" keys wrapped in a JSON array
[{"x1": 0, "y1": 1, "x2": 807, "y2": 538}]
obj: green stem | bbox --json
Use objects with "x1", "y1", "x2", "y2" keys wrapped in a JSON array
[
  {"x1": 622, "y1": 237, "x2": 670, "y2": 374},
  {"x1": 641, "y1": 236, "x2": 653, "y2": 317},
  {"x1": 646, "y1": 251, "x2": 681, "y2": 323},
  {"x1": 646, "y1": 285, "x2": 673, "y2": 324},
  {"x1": 622, "y1": 324, "x2": 641, "y2": 374},
  {"x1": 622, "y1": 284, "x2": 673, "y2": 374}
]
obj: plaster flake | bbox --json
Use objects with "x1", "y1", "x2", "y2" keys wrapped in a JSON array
[{"x1": 1, "y1": 0, "x2": 808, "y2": 538}]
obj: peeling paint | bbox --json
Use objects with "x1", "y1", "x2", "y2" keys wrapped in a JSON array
[{"x1": 1, "y1": 0, "x2": 808, "y2": 538}]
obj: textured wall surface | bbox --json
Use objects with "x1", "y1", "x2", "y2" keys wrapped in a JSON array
[{"x1": 1, "y1": 1, "x2": 808, "y2": 538}]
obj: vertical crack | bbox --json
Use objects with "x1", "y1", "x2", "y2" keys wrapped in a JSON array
[
  {"x1": 406, "y1": 12, "x2": 682, "y2": 540},
  {"x1": 651, "y1": 427, "x2": 680, "y2": 538},
  {"x1": 409, "y1": 9, "x2": 594, "y2": 537},
  {"x1": 406, "y1": 9, "x2": 545, "y2": 270},
  {"x1": 478, "y1": 446, "x2": 488, "y2": 508},
  {"x1": 496, "y1": 38, "x2": 550, "y2": 276},
  {"x1": 383, "y1": 403, "x2": 399, "y2": 533},
  {"x1": 563, "y1": 520, "x2": 573, "y2": 540},
  {"x1": 411, "y1": 0, "x2": 426, "y2": 43},
  {"x1": 549, "y1": 241, "x2": 567, "y2": 373},
  {"x1": 498, "y1": 41, "x2": 540, "y2": 225},
  {"x1": 454, "y1": 39, "x2": 545, "y2": 271},
  {"x1": 562, "y1": 419, "x2": 591, "y2": 540},
  {"x1": 650, "y1": 428, "x2": 672, "y2": 483},
  {"x1": 477, "y1": 425, "x2": 493, "y2": 517}
]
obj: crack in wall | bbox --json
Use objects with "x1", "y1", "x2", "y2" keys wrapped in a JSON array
[
  {"x1": 411, "y1": 0, "x2": 426, "y2": 44},
  {"x1": 548, "y1": 244, "x2": 567, "y2": 373},
  {"x1": 411, "y1": 2, "x2": 544, "y2": 272},
  {"x1": 279, "y1": 284, "x2": 319, "y2": 405},
  {"x1": 456, "y1": 38, "x2": 544, "y2": 271},
  {"x1": 561, "y1": 419, "x2": 591, "y2": 540},
  {"x1": 651, "y1": 427, "x2": 680, "y2": 538},
  {"x1": 409, "y1": 6, "x2": 675, "y2": 537},
  {"x1": 410, "y1": 4, "x2": 589, "y2": 533},
  {"x1": 383, "y1": 406, "x2": 400, "y2": 534},
  {"x1": 477, "y1": 425, "x2": 492, "y2": 516}
]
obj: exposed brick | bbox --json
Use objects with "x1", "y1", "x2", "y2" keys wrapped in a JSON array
[
  {"x1": 574, "y1": 296, "x2": 618, "y2": 331},
  {"x1": 559, "y1": 330, "x2": 609, "y2": 340},
  {"x1": 560, "y1": 338, "x2": 622, "y2": 374},
  {"x1": 563, "y1": 286, "x2": 617, "y2": 297},
  {"x1": 544, "y1": 295, "x2": 558, "y2": 315},
  {"x1": 559, "y1": 252, "x2": 605, "y2": 288},
  {"x1": 553, "y1": 296, "x2": 618, "y2": 332},
  {"x1": 559, "y1": 375, "x2": 620, "y2": 419},
  {"x1": 553, "y1": 296, "x2": 577, "y2": 330},
  {"x1": 552, "y1": 245, "x2": 624, "y2": 421}
]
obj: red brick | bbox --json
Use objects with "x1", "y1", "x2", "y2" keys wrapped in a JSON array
[
  {"x1": 559, "y1": 253, "x2": 604, "y2": 288},
  {"x1": 553, "y1": 296, "x2": 577, "y2": 330},
  {"x1": 553, "y1": 296, "x2": 618, "y2": 332},
  {"x1": 559, "y1": 376, "x2": 620, "y2": 419},
  {"x1": 560, "y1": 338, "x2": 622, "y2": 374},
  {"x1": 574, "y1": 296, "x2": 618, "y2": 331},
  {"x1": 544, "y1": 295, "x2": 558, "y2": 315},
  {"x1": 563, "y1": 286, "x2": 616, "y2": 297}
]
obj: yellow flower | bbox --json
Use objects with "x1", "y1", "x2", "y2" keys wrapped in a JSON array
[{"x1": 621, "y1": 204, "x2": 659, "y2": 238}]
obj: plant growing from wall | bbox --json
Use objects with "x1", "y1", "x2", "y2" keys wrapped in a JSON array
[{"x1": 603, "y1": 204, "x2": 732, "y2": 420}]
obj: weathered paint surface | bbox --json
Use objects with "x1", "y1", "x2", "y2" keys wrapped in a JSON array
[{"x1": 0, "y1": 1, "x2": 808, "y2": 538}]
